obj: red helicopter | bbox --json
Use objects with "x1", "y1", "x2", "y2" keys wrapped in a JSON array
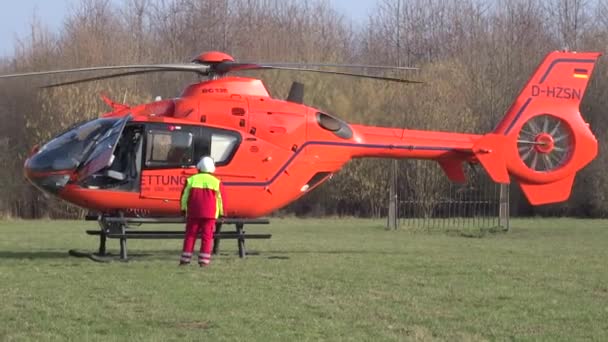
[{"x1": 0, "y1": 50, "x2": 601, "y2": 219}]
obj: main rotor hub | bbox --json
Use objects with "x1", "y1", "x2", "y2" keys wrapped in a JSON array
[{"x1": 192, "y1": 51, "x2": 235, "y2": 64}]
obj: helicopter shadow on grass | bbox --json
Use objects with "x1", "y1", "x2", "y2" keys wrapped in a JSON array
[
  {"x1": 116, "y1": 248, "x2": 412, "y2": 259},
  {"x1": 0, "y1": 249, "x2": 260, "y2": 262},
  {"x1": 0, "y1": 248, "x2": 411, "y2": 263},
  {"x1": 65, "y1": 248, "x2": 273, "y2": 263},
  {"x1": 263, "y1": 249, "x2": 410, "y2": 256},
  {"x1": 79, "y1": 250, "x2": 412, "y2": 263},
  {"x1": 0, "y1": 250, "x2": 75, "y2": 260},
  {"x1": 0, "y1": 249, "x2": 172, "y2": 262}
]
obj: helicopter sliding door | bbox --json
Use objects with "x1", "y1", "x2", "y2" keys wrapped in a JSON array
[{"x1": 140, "y1": 123, "x2": 241, "y2": 201}]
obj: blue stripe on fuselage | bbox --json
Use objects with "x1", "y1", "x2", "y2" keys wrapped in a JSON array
[{"x1": 223, "y1": 140, "x2": 458, "y2": 187}]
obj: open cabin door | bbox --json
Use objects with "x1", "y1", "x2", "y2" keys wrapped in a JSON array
[
  {"x1": 140, "y1": 123, "x2": 199, "y2": 201},
  {"x1": 76, "y1": 115, "x2": 131, "y2": 181}
]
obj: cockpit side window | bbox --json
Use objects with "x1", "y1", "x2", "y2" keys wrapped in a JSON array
[{"x1": 145, "y1": 128, "x2": 194, "y2": 168}]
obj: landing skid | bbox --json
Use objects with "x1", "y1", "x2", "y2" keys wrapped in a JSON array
[{"x1": 74, "y1": 212, "x2": 271, "y2": 262}]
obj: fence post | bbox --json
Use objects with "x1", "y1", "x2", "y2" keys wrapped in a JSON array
[
  {"x1": 499, "y1": 183, "x2": 510, "y2": 231},
  {"x1": 387, "y1": 160, "x2": 398, "y2": 230}
]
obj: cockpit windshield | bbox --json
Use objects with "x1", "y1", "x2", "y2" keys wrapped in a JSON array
[{"x1": 27, "y1": 117, "x2": 120, "y2": 173}]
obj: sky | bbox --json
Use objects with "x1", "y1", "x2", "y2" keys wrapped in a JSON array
[{"x1": 0, "y1": 0, "x2": 378, "y2": 58}]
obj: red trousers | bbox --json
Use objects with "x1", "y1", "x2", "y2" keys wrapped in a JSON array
[{"x1": 180, "y1": 217, "x2": 216, "y2": 265}]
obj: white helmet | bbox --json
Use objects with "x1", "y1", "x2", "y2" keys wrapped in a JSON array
[{"x1": 196, "y1": 156, "x2": 215, "y2": 173}]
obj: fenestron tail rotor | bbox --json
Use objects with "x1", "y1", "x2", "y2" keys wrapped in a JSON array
[{"x1": 516, "y1": 114, "x2": 573, "y2": 172}]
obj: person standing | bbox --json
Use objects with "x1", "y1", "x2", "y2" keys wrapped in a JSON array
[{"x1": 179, "y1": 156, "x2": 224, "y2": 267}]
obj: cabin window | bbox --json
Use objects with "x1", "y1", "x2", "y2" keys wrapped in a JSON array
[
  {"x1": 145, "y1": 129, "x2": 194, "y2": 167},
  {"x1": 195, "y1": 128, "x2": 241, "y2": 166},
  {"x1": 143, "y1": 123, "x2": 241, "y2": 169},
  {"x1": 211, "y1": 133, "x2": 239, "y2": 163}
]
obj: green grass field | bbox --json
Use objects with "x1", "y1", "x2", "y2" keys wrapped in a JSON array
[{"x1": 0, "y1": 218, "x2": 607, "y2": 341}]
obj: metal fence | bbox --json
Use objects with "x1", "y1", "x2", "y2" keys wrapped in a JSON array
[{"x1": 387, "y1": 160, "x2": 509, "y2": 230}]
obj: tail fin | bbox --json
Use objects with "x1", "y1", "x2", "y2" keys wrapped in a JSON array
[{"x1": 473, "y1": 50, "x2": 601, "y2": 205}]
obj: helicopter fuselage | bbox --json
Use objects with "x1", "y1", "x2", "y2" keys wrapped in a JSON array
[
  {"x1": 11, "y1": 50, "x2": 603, "y2": 217},
  {"x1": 24, "y1": 76, "x2": 481, "y2": 217}
]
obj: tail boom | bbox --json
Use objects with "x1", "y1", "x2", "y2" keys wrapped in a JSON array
[{"x1": 348, "y1": 125, "x2": 480, "y2": 159}]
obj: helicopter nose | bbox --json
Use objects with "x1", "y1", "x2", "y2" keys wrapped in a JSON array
[{"x1": 23, "y1": 150, "x2": 72, "y2": 195}]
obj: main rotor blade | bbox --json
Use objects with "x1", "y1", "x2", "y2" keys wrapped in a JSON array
[
  {"x1": 256, "y1": 62, "x2": 419, "y2": 71},
  {"x1": 40, "y1": 68, "x2": 196, "y2": 89},
  {"x1": 219, "y1": 63, "x2": 423, "y2": 84},
  {"x1": 0, "y1": 59, "x2": 421, "y2": 88},
  {"x1": 0, "y1": 63, "x2": 210, "y2": 80},
  {"x1": 270, "y1": 66, "x2": 423, "y2": 83}
]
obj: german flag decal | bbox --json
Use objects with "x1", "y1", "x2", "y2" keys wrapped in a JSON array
[{"x1": 573, "y1": 68, "x2": 589, "y2": 79}]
